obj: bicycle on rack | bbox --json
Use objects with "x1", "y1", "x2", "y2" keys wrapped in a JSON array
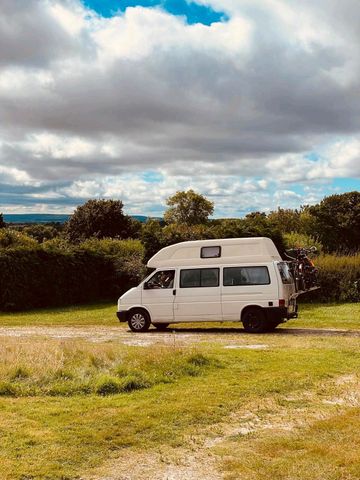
[{"x1": 285, "y1": 246, "x2": 319, "y2": 292}]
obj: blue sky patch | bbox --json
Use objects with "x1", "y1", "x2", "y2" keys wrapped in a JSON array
[
  {"x1": 142, "y1": 170, "x2": 164, "y2": 183},
  {"x1": 333, "y1": 178, "x2": 360, "y2": 191},
  {"x1": 305, "y1": 152, "x2": 321, "y2": 162},
  {"x1": 82, "y1": 0, "x2": 228, "y2": 25}
]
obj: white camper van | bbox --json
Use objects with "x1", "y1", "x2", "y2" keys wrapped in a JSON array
[{"x1": 116, "y1": 237, "x2": 298, "y2": 333}]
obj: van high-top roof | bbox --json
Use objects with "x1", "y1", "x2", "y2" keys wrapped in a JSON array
[{"x1": 147, "y1": 237, "x2": 282, "y2": 268}]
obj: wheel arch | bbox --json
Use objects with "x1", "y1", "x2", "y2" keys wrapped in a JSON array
[
  {"x1": 240, "y1": 304, "x2": 265, "y2": 322},
  {"x1": 127, "y1": 305, "x2": 151, "y2": 321}
]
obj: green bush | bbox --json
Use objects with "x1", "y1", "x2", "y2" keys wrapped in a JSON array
[
  {"x1": 22, "y1": 224, "x2": 60, "y2": 243},
  {"x1": 80, "y1": 238, "x2": 145, "y2": 285},
  {"x1": 283, "y1": 232, "x2": 323, "y2": 253},
  {"x1": 0, "y1": 229, "x2": 38, "y2": 249},
  {"x1": 305, "y1": 254, "x2": 360, "y2": 302},
  {"x1": 42, "y1": 237, "x2": 75, "y2": 253}
]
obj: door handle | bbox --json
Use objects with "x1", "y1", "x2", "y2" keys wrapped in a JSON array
[{"x1": 173, "y1": 289, "x2": 176, "y2": 296}]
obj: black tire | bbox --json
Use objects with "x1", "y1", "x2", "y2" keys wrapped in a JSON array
[
  {"x1": 128, "y1": 309, "x2": 151, "y2": 332},
  {"x1": 153, "y1": 323, "x2": 169, "y2": 331},
  {"x1": 242, "y1": 308, "x2": 267, "y2": 333},
  {"x1": 266, "y1": 321, "x2": 280, "y2": 332}
]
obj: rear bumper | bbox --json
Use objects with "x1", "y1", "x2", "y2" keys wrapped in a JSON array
[
  {"x1": 116, "y1": 311, "x2": 127, "y2": 323},
  {"x1": 264, "y1": 305, "x2": 298, "y2": 321}
]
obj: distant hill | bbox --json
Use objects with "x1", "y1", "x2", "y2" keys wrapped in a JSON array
[
  {"x1": 4, "y1": 214, "x2": 70, "y2": 224},
  {"x1": 3, "y1": 214, "x2": 159, "y2": 224}
]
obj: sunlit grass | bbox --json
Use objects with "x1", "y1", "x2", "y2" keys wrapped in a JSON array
[
  {"x1": 0, "y1": 301, "x2": 359, "y2": 330},
  {"x1": 0, "y1": 302, "x2": 360, "y2": 479},
  {"x1": 0, "y1": 302, "x2": 116, "y2": 326},
  {"x1": 291, "y1": 302, "x2": 360, "y2": 329},
  {"x1": 219, "y1": 406, "x2": 360, "y2": 480}
]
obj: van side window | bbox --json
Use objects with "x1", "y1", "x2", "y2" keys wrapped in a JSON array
[
  {"x1": 277, "y1": 262, "x2": 293, "y2": 284},
  {"x1": 180, "y1": 268, "x2": 219, "y2": 288},
  {"x1": 223, "y1": 267, "x2": 270, "y2": 286},
  {"x1": 201, "y1": 246, "x2": 221, "y2": 258}
]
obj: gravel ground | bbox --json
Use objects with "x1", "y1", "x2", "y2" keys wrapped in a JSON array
[{"x1": 0, "y1": 325, "x2": 359, "y2": 346}]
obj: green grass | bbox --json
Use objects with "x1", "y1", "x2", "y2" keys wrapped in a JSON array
[
  {"x1": 0, "y1": 302, "x2": 116, "y2": 326},
  {"x1": 0, "y1": 301, "x2": 359, "y2": 330},
  {"x1": 291, "y1": 302, "x2": 360, "y2": 329},
  {"x1": 0, "y1": 302, "x2": 360, "y2": 479}
]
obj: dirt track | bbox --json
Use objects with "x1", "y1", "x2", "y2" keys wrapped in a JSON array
[{"x1": 0, "y1": 325, "x2": 359, "y2": 346}]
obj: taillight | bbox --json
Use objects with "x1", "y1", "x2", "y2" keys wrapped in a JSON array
[{"x1": 279, "y1": 299, "x2": 286, "y2": 307}]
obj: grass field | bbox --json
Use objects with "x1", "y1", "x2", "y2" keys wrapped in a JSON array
[
  {"x1": 0, "y1": 301, "x2": 359, "y2": 329},
  {"x1": 0, "y1": 302, "x2": 359, "y2": 479}
]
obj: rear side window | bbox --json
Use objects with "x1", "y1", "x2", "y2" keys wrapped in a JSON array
[
  {"x1": 180, "y1": 268, "x2": 219, "y2": 288},
  {"x1": 277, "y1": 262, "x2": 293, "y2": 284},
  {"x1": 223, "y1": 267, "x2": 270, "y2": 286}
]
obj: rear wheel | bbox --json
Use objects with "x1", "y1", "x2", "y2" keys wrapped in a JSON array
[
  {"x1": 153, "y1": 323, "x2": 169, "y2": 331},
  {"x1": 266, "y1": 321, "x2": 280, "y2": 332},
  {"x1": 242, "y1": 308, "x2": 267, "y2": 333},
  {"x1": 128, "y1": 309, "x2": 151, "y2": 332}
]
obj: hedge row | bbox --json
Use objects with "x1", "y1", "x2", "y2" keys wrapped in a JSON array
[
  {"x1": 0, "y1": 247, "x2": 359, "y2": 311},
  {"x1": 0, "y1": 240, "x2": 144, "y2": 311},
  {"x1": 304, "y1": 254, "x2": 360, "y2": 303}
]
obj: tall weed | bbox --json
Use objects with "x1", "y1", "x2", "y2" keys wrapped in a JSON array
[{"x1": 0, "y1": 338, "x2": 218, "y2": 397}]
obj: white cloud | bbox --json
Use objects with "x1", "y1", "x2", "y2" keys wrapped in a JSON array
[
  {"x1": 0, "y1": 0, "x2": 360, "y2": 214},
  {"x1": 93, "y1": 7, "x2": 253, "y2": 62},
  {"x1": 326, "y1": 139, "x2": 360, "y2": 175},
  {"x1": 49, "y1": 2, "x2": 88, "y2": 36},
  {"x1": 0, "y1": 165, "x2": 32, "y2": 184},
  {"x1": 25, "y1": 133, "x2": 98, "y2": 159}
]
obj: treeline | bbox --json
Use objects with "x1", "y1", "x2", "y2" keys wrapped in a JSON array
[{"x1": 0, "y1": 191, "x2": 359, "y2": 310}]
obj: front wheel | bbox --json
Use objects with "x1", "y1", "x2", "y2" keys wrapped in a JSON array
[
  {"x1": 128, "y1": 309, "x2": 151, "y2": 332},
  {"x1": 242, "y1": 308, "x2": 267, "y2": 333}
]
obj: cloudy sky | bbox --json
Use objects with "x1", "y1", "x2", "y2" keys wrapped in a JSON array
[{"x1": 1, "y1": 0, "x2": 360, "y2": 217}]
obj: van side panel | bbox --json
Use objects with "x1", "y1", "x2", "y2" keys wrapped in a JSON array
[
  {"x1": 173, "y1": 267, "x2": 222, "y2": 322},
  {"x1": 221, "y1": 263, "x2": 279, "y2": 321},
  {"x1": 174, "y1": 286, "x2": 222, "y2": 321}
]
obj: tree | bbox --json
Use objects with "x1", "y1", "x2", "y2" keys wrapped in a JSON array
[
  {"x1": 243, "y1": 212, "x2": 286, "y2": 255},
  {"x1": 65, "y1": 199, "x2": 132, "y2": 243},
  {"x1": 164, "y1": 190, "x2": 214, "y2": 226},
  {"x1": 0, "y1": 213, "x2": 5, "y2": 229},
  {"x1": 309, "y1": 191, "x2": 360, "y2": 252},
  {"x1": 140, "y1": 219, "x2": 164, "y2": 261},
  {"x1": 141, "y1": 219, "x2": 216, "y2": 262},
  {"x1": 267, "y1": 208, "x2": 301, "y2": 234}
]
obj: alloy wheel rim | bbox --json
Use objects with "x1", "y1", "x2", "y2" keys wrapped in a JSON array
[{"x1": 131, "y1": 313, "x2": 146, "y2": 329}]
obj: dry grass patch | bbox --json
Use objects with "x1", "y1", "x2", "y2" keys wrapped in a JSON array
[{"x1": 0, "y1": 337, "x2": 218, "y2": 397}]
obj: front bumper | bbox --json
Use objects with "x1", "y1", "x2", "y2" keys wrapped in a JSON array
[{"x1": 116, "y1": 310, "x2": 127, "y2": 322}]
